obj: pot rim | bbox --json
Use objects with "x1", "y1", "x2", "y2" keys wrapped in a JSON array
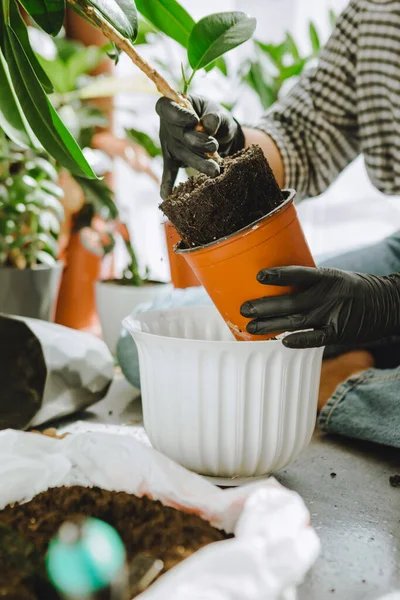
[
  {"x1": 176, "y1": 188, "x2": 296, "y2": 255},
  {"x1": 0, "y1": 261, "x2": 63, "y2": 271},
  {"x1": 122, "y1": 306, "x2": 321, "y2": 348}
]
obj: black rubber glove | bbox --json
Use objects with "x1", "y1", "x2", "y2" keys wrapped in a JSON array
[
  {"x1": 156, "y1": 93, "x2": 245, "y2": 199},
  {"x1": 240, "y1": 266, "x2": 400, "y2": 349}
]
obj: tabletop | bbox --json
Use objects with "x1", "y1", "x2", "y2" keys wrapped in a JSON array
[{"x1": 53, "y1": 376, "x2": 400, "y2": 600}]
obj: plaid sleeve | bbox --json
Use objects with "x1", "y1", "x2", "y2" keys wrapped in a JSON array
[{"x1": 256, "y1": 0, "x2": 361, "y2": 200}]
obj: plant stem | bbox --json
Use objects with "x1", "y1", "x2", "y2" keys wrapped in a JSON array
[{"x1": 67, "y1": 0, "x2": 193, "y2": 111}]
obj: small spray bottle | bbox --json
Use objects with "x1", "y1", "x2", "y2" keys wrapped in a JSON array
[{"x1": 47, "y1": 517, "x2": 163, "y2": 600}]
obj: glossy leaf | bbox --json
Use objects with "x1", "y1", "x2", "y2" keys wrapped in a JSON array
[
  {"x1": 205, "y1": 56, "x2": 228, "y2": 75},
  {"x1": 86, "y1": 0, "x2": 138, "y2": 42},
  {"x1": 17, "y1": 0, "x2": 65, "y2": 35},
  {"x1": 309, "y1": 22, "x2": 320, "y2": 53},
  {"x1": 9, "y1": 0, "x2": 54, "y2": 93},
  {"x1": 0, "y1": 48, "x2": 34, "y2": 148},
  {"x1": 188, "y1": 11, "x2": 256, "y2": 72},
  {"x1": 125, "y1": 127, "x2": 161, "y2": 158},
  {"x1": 4, "y1": 25, "x2": 96, "y2": 178},
  {"x1": 135, "y1": 0, "x2": 194, "y2": 48}
]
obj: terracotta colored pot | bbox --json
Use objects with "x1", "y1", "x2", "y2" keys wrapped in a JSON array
[
  {"x1": 164, "y1": 221, "x2": 200, "y2": 289},
  {"x1": 176, "y1": 189, "x2": 315, "y2": 341},
  {"x1": 55, "y1": 232, "x2": 102, "y2": 332}
]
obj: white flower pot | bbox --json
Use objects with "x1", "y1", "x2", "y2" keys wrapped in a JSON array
[
  {"x1": 123, "y1": 306, "x2": 324, "y2": 483},
  {"x1": 96, "y1": 280, "x2": 172, "y2": 353}
]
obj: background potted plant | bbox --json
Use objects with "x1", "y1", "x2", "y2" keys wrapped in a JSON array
[{"x1": 0, "y1": 131, "x2": 64, "y2": 320}]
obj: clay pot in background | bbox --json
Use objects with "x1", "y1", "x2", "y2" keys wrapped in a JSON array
[
  {"x1": 164, "y1": 221, "x2": 200, "y2": 289},
  {"x1": 176, "y1": 190, "x2": 315, "y2": 341},
  {"x1": 55, "y1": 232, "x2": 102, "y2": 332}
]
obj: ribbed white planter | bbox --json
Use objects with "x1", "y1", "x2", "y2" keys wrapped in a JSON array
[{"x1": 123, "y1": 306, "x2": 324, "y2": 482}]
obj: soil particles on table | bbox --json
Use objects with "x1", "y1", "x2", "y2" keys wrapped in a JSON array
[
  {"x1": 0, "y1": 486, "x2": 230, "y2": 599},
  {"x1": 160, "y1": 145, "x2": 284, "y2": 248}
]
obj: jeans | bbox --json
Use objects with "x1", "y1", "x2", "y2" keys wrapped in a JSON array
[{"x1": 317, "y1": 231, "x2": 400, "y2": 448}]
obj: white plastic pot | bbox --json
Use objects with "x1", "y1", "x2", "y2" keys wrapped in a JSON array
[
  {"x1": 123, "y1": 306, "x2": 324, "y2": 484},
  {"x1": 96, "y1": 280, "x2": 172, "y2": 354}
]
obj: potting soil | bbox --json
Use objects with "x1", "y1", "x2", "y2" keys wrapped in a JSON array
[
  {"x1": 0, "y1": 486, "x2": 230, "y2": 599},
  {"x1": 160, "y1": 145, "x2": 284, "y2": 247}
]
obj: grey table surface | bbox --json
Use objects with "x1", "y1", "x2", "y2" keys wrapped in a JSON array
[{"x1": 53, "y1": 376, "x2": 400, "y2": 600}]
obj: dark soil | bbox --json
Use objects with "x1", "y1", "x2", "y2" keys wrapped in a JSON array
[
  {"x1": 0, "y1": 486, "x2": 229, "y2": 599},
  {"x1": 160, "y1": 145, "x2": 284, "y2": 248},
  {"x1": 389, "y1": 474, "x2": 400, "y2": 487}
]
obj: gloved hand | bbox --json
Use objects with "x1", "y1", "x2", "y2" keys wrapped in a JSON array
[
  {"x1": 156, "y1": 93, "x2": 245, "y2": 199},
  {"x1": 240, "y1": 266, "x2": 400, "y2": 349}
]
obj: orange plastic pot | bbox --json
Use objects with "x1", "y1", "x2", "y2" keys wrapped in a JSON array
[
  {"x1": 176, "y1": 189, "x2": 315, "y2": 341},
  {"x1": 55, "y1": 232, "x2": 102, "y2": 332},
  {"x1": 164, "y1": 221, "x2": 200, "y2": 289}
]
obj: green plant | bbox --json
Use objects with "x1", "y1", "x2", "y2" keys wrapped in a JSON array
[
  {"x1": 0, "y1": 131, "x2": 64, "y2": 268},
  {"x1": 0, "y1": 0, "x2": 256, "y2": 176},
  {"x1": 242, "y1": 16, "x2": 334, "y2": 110}
]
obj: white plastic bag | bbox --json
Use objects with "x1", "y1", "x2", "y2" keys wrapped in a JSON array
[{"x1": 0, "y1": 430, "x2": 320, "y2": 600}]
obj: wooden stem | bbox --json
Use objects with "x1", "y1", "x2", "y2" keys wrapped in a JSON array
[
  {"x1": 66, "y1": 0, "x2": 192, "y2": 110},
  {"x1": 66, "y1": 0, "x2": 220, "y2": 162}
]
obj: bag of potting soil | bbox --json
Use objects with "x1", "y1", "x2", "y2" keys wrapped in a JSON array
[
  {"x1": 0, "y1": 430, "x2": 320, "y2": 600},
  {"x1": 0, "y1": 314, "x2": 113, "y2": 430}
]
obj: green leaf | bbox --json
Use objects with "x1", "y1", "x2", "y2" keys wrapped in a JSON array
[
  {"x1": 4, "y1": 24, "x2": 97, "y2": 178},
  {"x1": 36, "y1": 249, "x2": 57, "y2": 265},
  {"x1": 309, "y1": 22, "x2": 320, "y2": 54},
  {"x1": 125, "y1": 127, "x2": 161, "y2": 158},
  {"x1": 205, "y1": 56, "x2": 228, "y2": 76},
  {"x1": 9, "y1": 0, "x2": 54, "y2": 93},
  {"x1": 75, "y1": 176, "x2": 118, "y2": 219},
  {"x1": 329, "y1": 9, "x2": 336, "y2": 30},
  {"x1": 244, "y1": 61, "x2": 278, "y2": 110},
  {"x1": 255, "y1": 40, "x2": 287, "y2": 67},
  {"x1": 39, "y1": 209, "x2": 60, "y2": 233},
  {"x1": 86, "y1": 0, "x2": 138, "y2": 42},
  {"x1": 17, "y1": 0, "x2": 65, "y2": 36},
  {"x1": 26, "y1": 157, "x2": 58, "y2": 181},
  {"x1": 0, "y1": 47, "x2": 34, "y2": 148},
  {"x1": 37, "y1": 44, "x2": 105, "y2": 93},
  {"x1": 39, "y1": 179, "x2": 64, "y2": 198},
  {"x1": 135, "y1": 17, "x2": 157, "y2": 44},
  {"x1": 38, "y1": 231, "x2": 58, "y2": 256},
  {"x1": 285, "y1": 32, "x2": 300, "y2": 60},
  {"x1": 188, "y1": 11, "x2": 256, "y2": 72},
  {"x1": 280, "y1": 58, "x2": 307, "y2": 81},
  {"x1": 135, "y1": 0, "x2": 194, "y2": 48}
]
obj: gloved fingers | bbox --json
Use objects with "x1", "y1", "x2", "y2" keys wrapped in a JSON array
[
  {"x1": 156, "y1": 97, "x2": 199, "y2": 127},
  {"x1": 246, "y1": 313, "x2": 313, "y2": 336},
  {"x1": 173, "y1": 144, "x2": 220, "y2": 177},
  {"x1": 241, "y1": 291, "x2": 314, "y2": 319},
  {"x1": 160, "y1": 155, "x2": 180, "y2": 200},
  {"x1": 282, "y1": 327, "x2": 333, "y2": 349},
  {"x1": 183, "y1": 129, "x2": 219, "y2": 154},
  {"x1": 257, "y1": 266, "x2": 323, "y2": 287},
  {"x1": 200, "y1": 113, "x2": 221, "y2": 136}
]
